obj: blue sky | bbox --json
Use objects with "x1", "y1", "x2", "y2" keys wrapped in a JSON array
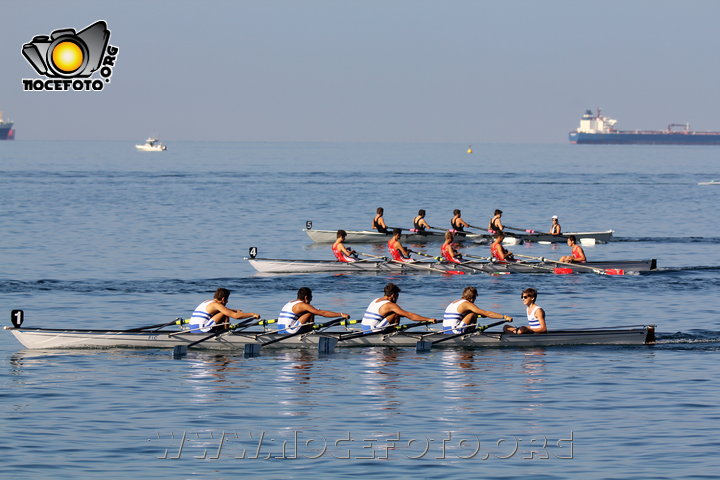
[{"x1": 2, "y1": 0, "x2": 718, "y2": 142}]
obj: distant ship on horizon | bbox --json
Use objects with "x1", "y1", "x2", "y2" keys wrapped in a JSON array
[
  {"x1": 0, "y1": 111, "x2": 14, "y2": 140},
  {"x1": 569, "y1": 109, "x2": 720, "y2": 145}
]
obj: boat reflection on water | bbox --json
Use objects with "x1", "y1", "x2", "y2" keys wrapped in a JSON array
[
  {"x1": 360, "y1": 348, "x2": 401, "y2": 412},
  {"x1": 274, "y1": 350, "x2": 318, "y2": 418}
]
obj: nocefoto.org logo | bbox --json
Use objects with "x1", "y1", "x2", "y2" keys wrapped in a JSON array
[{"x1": 21, "y1": 20, "x2": 119, "y2": 92}]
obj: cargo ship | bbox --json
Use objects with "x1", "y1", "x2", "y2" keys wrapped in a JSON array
[
  {"x1": 0, "y1": 111, "x2": 14, "y2": 140},
  {"x1": 569, "y1": 109, "x2": 720, "y2": 145}
]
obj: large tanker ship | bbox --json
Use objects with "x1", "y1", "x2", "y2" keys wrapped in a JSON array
[
  {"x1": 0, "y1": 111, "x2": 15, "y2": 140},
  {"x1": 569, "y1": 109, "x2": 720, "y2": 145}
]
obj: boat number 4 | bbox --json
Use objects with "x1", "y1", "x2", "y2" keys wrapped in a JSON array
[
  {"x1": 11, "y1": 309, "x2": 24, "y2": 328},
  {"x1": 248, "y1": 247, "x2": 258, "y2": 259}
]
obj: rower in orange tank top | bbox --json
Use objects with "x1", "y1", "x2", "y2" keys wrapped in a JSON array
[
  {"x1": 387, "y1": 229, "x2": 413, "y2": 262},
  {"x1": 441, "y1": 231, "x2": 463, "y2": 263},
  {"x1": 559, "y1": 235, "x2": 586, "y2": 263},
  {"x1": 332, "y1": 230, "x2": 358, "y2": 262},
  {"x1": 490, "y1": 233, "x2": 515, "y2": 263}
]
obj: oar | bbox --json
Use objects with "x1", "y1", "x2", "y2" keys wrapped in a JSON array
[
  {"x1": 456, "y1": 260, "x2": 510, "y2": 275},
  {"x1": 172, "y1": 317, "x2": 261, "y2": 357},
  {"x1": 514, "y1": 253, "x2": 624, "y2": 275},
  {"x1": 126, "y1": 317, "x2": 188, "y2": 332},
  {"x1": 505, "y1": 225, "x2": 537, "y2": 233},
  {"x1": 416, "y1": 319, "x2": 509, "y2": 352},
  {"x1": 358, "y1": 252, "x2": 388, "y2": 260},
  {"x1": 359, "y1": 252, "x2": 464, "y2": 274},
  {"x1": 261, "y1": 317, "x2": 347, "y2": 345},
  {"x1": 410, "y1": 250, "x2": 444, "y2": 261},
  {"x1": 466, "y1": 223, "x2": 487, "y2": 232},
  {"x1": 242, "y1": 317, "x2": 349, "y2": 355},
  {"x1": 464, "y1": 254, "x2": 491, "y2": 261},
  {"x1": 414, "y1": 250, "x2": 484, "y2": 275},
  {"x1": 413, "y1": 250, "x2": 504, "y2": 275},
  {"x1": 336, "y1": 321, "x2": 435, "y2": 342},
  {"x1": 466, "y1": 253, "x2": 555, "y2": 274}
]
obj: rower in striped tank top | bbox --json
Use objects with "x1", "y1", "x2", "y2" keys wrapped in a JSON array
[
  {"x1": 189, "y1": 287, "x2": 261, "y2": 333},
  {"x1": 442, "y1": 286, "x2": 512, "y2": 334},
  {"x1": 361, "y1": 283, "x2": 438, "y2": 333},
  {"x1": 504, "y1": 288, "x2": 547, "y2": 334},
  {"x1": 278, "y1": 287, "x2": 350, "y2": 334}
]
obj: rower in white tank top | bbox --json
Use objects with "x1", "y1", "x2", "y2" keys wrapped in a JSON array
[
  {"x1": 278, "y1": 299, "x2": 303, "y2": 334},
  {"x1": 190, "y1": 299, "x2": 215, "y2": 333},
  {"x1": 361, "y1": 298, "x2": 391, "y2": 332},
  {"x1": 527, "y1": 305, "x2": 543, "y2": 330},
  {"x1": 442, "y1": 299, "x2": 467, "y2": 334}
]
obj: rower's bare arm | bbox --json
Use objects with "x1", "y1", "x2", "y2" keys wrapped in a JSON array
[
  {"x1": 469, "y1": 305, "x2": 512, "y2": 322},
  {"x1": 304, "y1": 304, "x2": 350, "y2": 319},
  {"x1": 214, "y1": 303, "x2": 258, "y2": 320},
  {"x1": 233, "y1": 310, "x2": 261, "y2": 320},
  {"x1": 388, "y1": 304, "x2": 436, "y2": 323},
  {"x1": 534, "y1": 308, "x2": 547, "y2": 333}
]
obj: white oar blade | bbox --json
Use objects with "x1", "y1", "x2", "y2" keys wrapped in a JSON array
[
  {"x1": 579, "y1": 238, "x2": 596, "y2": 246},
  {"x1": 502, "y1": 237, "x2": 521, "y2": 245}
]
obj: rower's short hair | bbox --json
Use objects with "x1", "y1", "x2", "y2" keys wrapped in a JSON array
[
  {"x1": 567, "y1": 235, "x2": 577, "y2": 243},
  {"x1": 376, "y1": 207, "x2": 384, "y2": 214},
  {"x1": 494, "y1": 209, "x2": 503, "y2": 215},
  {"x1": 337, "y1": 229, "x2": 347, "y2": 239},
  {"x1": 462, "y1": 286, "x2": 477, "y2": 301},
  {"x1": 453, "y1": 209, "x2": 461, "y2": 215},
  {"x1": 418, "y1": 209, "x2": 426, "y2": 216},
  {"x1": 522, "y1": 288, "x2": 537, "y2": 300},
  {"x1": 297, "y1": 287, "x2": 313, "y2": 300},
  {"x1": 214, "y1": 288, "x2": 231, "y2": 300},
  {"x1": 495, "y1": 232, "x2": 505, "y2": 240},
  {"x1": 445, "y1": 231, "x2": 454, "y2": 241},
  {"x1": 393, "y1": 228, "x2": 402, "y2": 236},
  {"x1": 384, "y1": 283, "x2": 401, "y2": 296}
]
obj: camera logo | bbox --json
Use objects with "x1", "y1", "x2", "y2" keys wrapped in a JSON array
[{"x1": 22, "y1": 20, "x2": 119, "y2": 92}]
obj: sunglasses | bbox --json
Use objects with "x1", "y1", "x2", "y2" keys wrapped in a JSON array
[{"x1": 521, "y1": 295, "x2": 534, "y2": 299}]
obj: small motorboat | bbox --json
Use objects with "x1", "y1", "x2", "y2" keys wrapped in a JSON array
[
  {"x1": 697, "y1": 179, "x2": 720, "y2": 186},
  {"x1": 135, "y1": 137, "x2": 167, "y2": 151}
]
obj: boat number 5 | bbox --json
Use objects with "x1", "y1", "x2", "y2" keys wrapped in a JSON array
[
  {"x1": 11, "y1": 309, "x2": 24, "y2": 328},
  {"x1": 305, "y1": 221, "x2": 312, "y2": 230}
]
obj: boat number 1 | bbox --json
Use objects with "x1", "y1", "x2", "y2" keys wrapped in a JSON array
[{"x1": 11, "y1": 309, "x2": 24, "y2": 328}]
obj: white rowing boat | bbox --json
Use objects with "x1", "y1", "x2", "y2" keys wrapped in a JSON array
[
  {"x1": 4, "y1": 325, "x2": 655, "y2": 350},
  {"x1": 304, "y1": 225, "x2": 614, "y2": 244},
  {"x1": 246, "y1": 257, "x2": 657, "y2": 274}
]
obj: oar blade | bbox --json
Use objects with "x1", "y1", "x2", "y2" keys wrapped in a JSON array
[
  {"x1": 604, "y1": 269, "x2": 625, "y2": 275},
  {"x1": 446, "y1": 270, "x2": 465, "y2": 275},
  {"x1": 416, "y1": 340, "x2": 433, "y2": 352},
  {"x1": 244, "y1": 343, "x2": 261, "y2": 357},
  {"x1": 553, "y1": 267, "x2": 574, "y2": 274},
  {"x1": 318, "y1": 336, "x2": 338, "y2": 354},
  {"x1": 172, "y1": 345, "x2": 188, "y2": 358}
]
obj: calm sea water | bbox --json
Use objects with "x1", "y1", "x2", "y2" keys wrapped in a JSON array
[{"x1": 1, "y1": 141, "x2": 719, "y2": 479}]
